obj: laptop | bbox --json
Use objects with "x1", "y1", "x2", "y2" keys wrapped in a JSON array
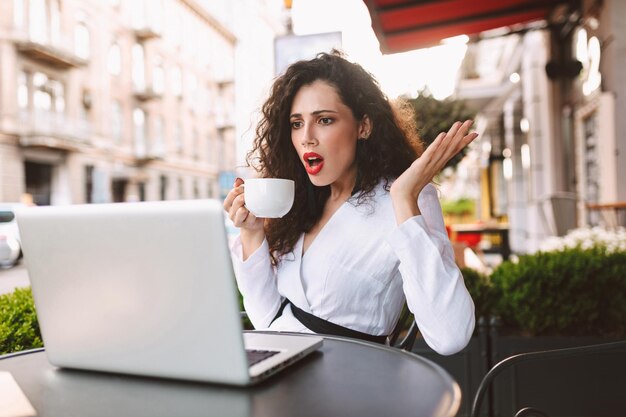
[{"x1": 16, "y1": 199, "x2": 322, "y2": 385}]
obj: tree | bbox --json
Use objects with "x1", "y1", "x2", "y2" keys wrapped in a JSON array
[{"x1": 407, "y1": 88, "x2": 477, "y2": 169}]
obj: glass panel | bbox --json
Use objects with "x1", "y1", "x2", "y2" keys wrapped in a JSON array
[
  {"x1": 133, "y1": 108, "x2": 146, "y2": 157},
  {"x1": 50, "y1": 80, "x2": 65, "y2": 113},
  {"x1": 111, "y1": 100, "x2": 123, "y2": 142},
  {"x1": 75, "y1": 16, "x2": 90, "y2": 59},
  {"x1": 50, "y1": 0, "x2": 61, "y2": 45},
  {"x1": 17, "y1": 71, "x2": 29, "y2": 109},
  {"x1": 171, "y1": 66, "x2": 182, "y2": 97},
  {"x1": 132, "y1": 44, "x2": 145, "y2": 90},
  {"x1": 14, "y1": 0, "x2": 24, "y2": 28},
  {"x1": 154, "y1": 116, "x2": 164, "y2": 155},
  {"x1": 29, "y1": 0, "x2": 47, "y2": 42},
  {"x1": 153, "y1": 56, "x2": 165, "y2": 93},
  {"x1": 107, "y1": 42, "x2": 121, "y2": 76},
  {"x1": 175, "y1": 122, "x2": 183, "y2": 153},
  {"x1": 131, "y1": 0, "x2": 146, "y2": 29}
]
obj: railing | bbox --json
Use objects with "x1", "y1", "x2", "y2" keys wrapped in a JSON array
[{"x1": 17, "y1": 110, "x2": 92, "y2": 150}]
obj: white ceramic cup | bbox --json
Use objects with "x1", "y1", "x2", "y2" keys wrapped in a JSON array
[{"x1": 244, "y1": 178, "x2": 295, "y2": 218}]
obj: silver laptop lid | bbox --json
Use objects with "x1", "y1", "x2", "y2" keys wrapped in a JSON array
[{"x1": 17, "y1": 199, "x2": 251, "y2": 384}]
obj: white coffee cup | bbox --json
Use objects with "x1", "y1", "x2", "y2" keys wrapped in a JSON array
[{"x1": 244, "y1": 178, "x2": 295, "y2": 218}]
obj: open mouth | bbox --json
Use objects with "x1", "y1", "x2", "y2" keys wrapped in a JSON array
[{"x1": 303, "y1": 152, "x2": 324, "y2": 175}]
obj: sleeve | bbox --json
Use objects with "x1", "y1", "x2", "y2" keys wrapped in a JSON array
[
  {"x1": 230, "y1": 236, "x2": 283, "y2": 329},
  {"x1": 386, "y1": 183, "x2": 475, "y2": 355}
]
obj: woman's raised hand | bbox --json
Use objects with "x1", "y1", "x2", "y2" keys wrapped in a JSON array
[
  {"x1": 223, "y1": 178, "x2": 264, "y2": 232},
  {"x1": 390, "y1": 120, "x2": 478, "y2": 221}
]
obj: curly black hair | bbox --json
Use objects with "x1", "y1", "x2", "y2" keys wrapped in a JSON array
[{"x1": 248, "y1": 51, "x2": 423, "y2": 264}]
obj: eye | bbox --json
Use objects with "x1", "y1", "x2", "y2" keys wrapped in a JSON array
[
  {"x1": 319, "y1": 117, "x2": 333, "y2": 125},
  {"x1": 290, "y1": 120, "x2": 303, "y2": 129}
]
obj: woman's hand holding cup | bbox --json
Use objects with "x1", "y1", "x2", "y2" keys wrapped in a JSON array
[
  {"x1": 223, "y1": 178, "x2": 264, "y2": 233},
  {"x1": 224, "y1": 177, "x2": 294, "y2": 260}
]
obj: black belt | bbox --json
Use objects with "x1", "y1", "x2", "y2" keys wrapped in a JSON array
[{"x1": 272, "y1": 299, "x2": 388, "y2": 345}]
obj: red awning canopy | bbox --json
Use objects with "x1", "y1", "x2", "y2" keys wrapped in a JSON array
[{"x1": 364, "y1": 0, "x2": 578, "y2": 54}]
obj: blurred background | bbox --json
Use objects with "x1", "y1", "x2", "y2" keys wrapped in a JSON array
[{"x1": 1, "y1": 0, "x2": 625, "y2": 274}]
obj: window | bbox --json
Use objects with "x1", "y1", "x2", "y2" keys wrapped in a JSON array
[
  {"x1": 178, "y1": 178, "x2": 184, "y2": 199},
  {"x1": 148, "y1": 0, "x2": 164, "y2": 34},
  {"x1": 159, "y1": 175, "x2": 167, "y2": 200},
  {"x1": 17, "y1": 71, "x2": 29, "y2": 109},
  {"x1": 85, "y1": 165, "x2": 94, "y2": 203},
  {"x1": 111, "y1": 100, "x2": 123, "y2": 143},
  {"x1": 187, "y1": 72, "x2": 197, "y2": 111},
  {"x1": 130, "y1": 0, "x2": 146, "y2": 29},
  {"x1": 107, "y1": 42, "x2": 121, "y2": 76},
  {"x1": 29, "y1": 0, "x2": 47, "y2": 42},
  {"x1": 192, "y1": 129, "x2": 199, "y2": 160},
  {"x1": 50, "y1": 0, "x2": 60, "y2": 45},
  {"x1": 193, "y1": 179, "x2": 199, "y2": 199},
  {"x1": 175, "y1": 122, "x2": 183, "y2": 154},
  {"x1": 153, "y1": 56, "x2": 165, "y2": 94},
  {"x1": 154, "y1": 116, "x2": 164, "y2": 156},
  {"x1": 74, "y1": 11, "x2": 90, "y2": 59},
  {"x1": 171, "y1": 66, "x2": 182, "y2": 97},
  {"x1": 216, "y1": 131, "x2": 225, "y2": 170},
  {"x1": 138, "y1": 182, "x2": 146, "y2": 201},
  {"x1": 132, "y1": 44, "x2": 145, "y2": 90},
  {"x1": 80, "y1": 89, "x2": 91, "y2": 122},
  {"x1": 168, "y1": 3, "x2": 182, "y2": 47},
  {"x1": 32, "y1": 72, "x2": 64, "y2": 114},
  {"x1": 14, "y1": 0, "x2": 24, "y2": 28},
  {"x1": 206, "y1": 135, "x2": 212, "y2": 164},
  {"x1": 133, "y1": 108, "x2": 146, "y2": 157}
]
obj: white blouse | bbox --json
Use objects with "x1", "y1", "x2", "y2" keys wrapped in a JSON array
[{"x1": 231, "y1": 182, "x2": 475, "y2": 355}]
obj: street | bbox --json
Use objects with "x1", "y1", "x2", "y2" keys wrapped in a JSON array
[{"x1": 0, "y1": 262, "x2": 30, "y2": 295}]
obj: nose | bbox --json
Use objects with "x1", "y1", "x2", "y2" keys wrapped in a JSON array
[{"x1": 300, "y1": 124, "x2": 317, "y2": 148}]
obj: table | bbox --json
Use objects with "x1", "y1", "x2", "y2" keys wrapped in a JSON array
[
  {"x1": 0, "y1": 333, "x2": 460, "y2": 417},
  {"x1": 451, "y1": 223, "x2": 511, "y2": 260}
]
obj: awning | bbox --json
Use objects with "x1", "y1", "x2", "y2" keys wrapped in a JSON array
[{"x1": 364, "y1": 0, "x2": 579, "y2": 54}]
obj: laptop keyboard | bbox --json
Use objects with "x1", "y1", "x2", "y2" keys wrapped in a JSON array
[{"x1": 246, "y1": 349, "x2": 280, "y2": 367}]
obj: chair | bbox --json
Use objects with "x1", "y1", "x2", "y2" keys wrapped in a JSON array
[
  {"x1": 470, "y1": 339, "x2": 626, "y2": 417},
  {"x1": 386, "y1": 304, "x2": 418, "y2": 351}
]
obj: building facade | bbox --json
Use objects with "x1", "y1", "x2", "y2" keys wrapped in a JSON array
[
  {"x1": 456, "y1": 0, "x2": 626, "y2": 253},
  {"x1": 0, "y1": 0, "x2": 237, "y2": 205}
]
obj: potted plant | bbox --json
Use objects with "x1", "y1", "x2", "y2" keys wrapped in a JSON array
[
  {"x1": 410, "y1": 227, "x2": 626, "y2": 417},
  {"x1": 486, "y1": 230, "x2": 626, "y2": 417},
  {"x1": 0, "y1": 287, "x2": 42, "y2": 355}
]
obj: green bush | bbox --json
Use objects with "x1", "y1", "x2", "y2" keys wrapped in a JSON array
[
  {"x1": 489, "y1": 247, "x2": 626, "y2": 336},
  {"x1": 0, "y1": 287, "x2": 43, "y2": 355},
  {"x1": 442, "y1": 198, "x2": 475, "y2": 216}
]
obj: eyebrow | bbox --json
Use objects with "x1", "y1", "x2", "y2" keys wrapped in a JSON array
[{"x1": 289, "y1": 110, "x2": 339, "y2": 118}]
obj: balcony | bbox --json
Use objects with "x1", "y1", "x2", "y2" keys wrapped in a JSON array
[
  {"x1": 133, "y1": 87, "x2": 163, "y2": 102},
  {"x1": 15, "y1": 40, "x2": 87, "y2": 69},
  {"x1": 133, "y1": 26, "x2": 162, "y2": 41},
  {"x1": 16, "y1": 110, "x2": 91, "y2": 151},
  {"x1": 214, "y1": 111, "x2": 235, "y2": 130},
  {"x1": 134, "y1": 139, "x2": 165, "y2": 164}
]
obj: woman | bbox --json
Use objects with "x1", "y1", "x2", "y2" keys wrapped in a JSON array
[{"x1": 224, "y1": 52, "x2": 477, "y2": 355}]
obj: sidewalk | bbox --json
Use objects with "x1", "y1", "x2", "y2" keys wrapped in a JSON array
[{"x1": 0, "y1": 263, "x2": 30, "y2": 295}]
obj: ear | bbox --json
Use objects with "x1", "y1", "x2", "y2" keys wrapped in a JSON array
[{"x1": 358, "y1": 115, "x2": 372, "y2": 139}]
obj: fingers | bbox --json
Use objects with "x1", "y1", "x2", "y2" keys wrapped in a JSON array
[
  {"x1": 224, "y1": 178, "x2": 252, "y2": 227},
  {"x1": 418, "y1": 120, "x2": 478, "y2": 173},
  {"x1": 222, "y1": 177, "x2": 245, "y2": 212},
  {"x1": 440, "y1": 120, "x2": 477, "y2": 161}
]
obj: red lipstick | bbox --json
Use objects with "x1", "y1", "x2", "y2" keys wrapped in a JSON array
[{"x1": 303, "y1": 152, "x2": 324, "y2": 175}]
